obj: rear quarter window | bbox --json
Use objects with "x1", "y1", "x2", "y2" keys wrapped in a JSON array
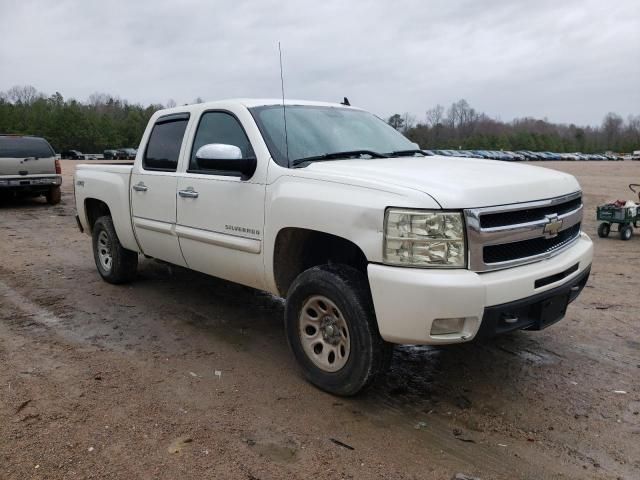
[{"x1": 0, "y1": 136, "x2": 55, "y2": 158}]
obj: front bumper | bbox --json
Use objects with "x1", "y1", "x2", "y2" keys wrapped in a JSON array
[
  {"x1": 475, "y1": 265, "x2": 590, "y2": 339},
  {"x1": 368, "y1": 232, "x2": 593, "y2": 345}
]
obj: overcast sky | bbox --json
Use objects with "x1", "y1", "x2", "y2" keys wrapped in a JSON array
[{"x1": 1, "y1": 0, "x2": 638, "y2": 125}]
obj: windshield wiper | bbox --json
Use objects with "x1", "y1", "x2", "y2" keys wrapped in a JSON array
[
  {"x1": 387, "y1": 149, "x2": 430, "y2": 157},
  {"x1": 291, "y1": 150, "x2": 388, "y2": 167}
]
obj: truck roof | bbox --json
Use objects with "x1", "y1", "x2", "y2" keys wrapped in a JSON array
[{"x1": 155, "y1": 98, "x2": 360, "y2": 117}]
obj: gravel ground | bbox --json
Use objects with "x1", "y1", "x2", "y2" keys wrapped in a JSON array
[{"x1": 0, "y1": 160, "x2": 639, "y2": 480}]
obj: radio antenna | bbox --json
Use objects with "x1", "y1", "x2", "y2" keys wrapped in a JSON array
[{"x1": 278, "y1": 42, "x2": 290, "y2": 167}]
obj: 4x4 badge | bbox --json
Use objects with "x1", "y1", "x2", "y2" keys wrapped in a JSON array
[{"x1": 543, "y1": 214, "x2": 563, "y2": 238}]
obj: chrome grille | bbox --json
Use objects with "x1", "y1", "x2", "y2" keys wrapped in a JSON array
[{"x1": 464, "y1": 192, "x2": 583, "y2": 272}]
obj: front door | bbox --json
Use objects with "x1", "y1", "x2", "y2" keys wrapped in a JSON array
[
  {"x1": 131, "y1": 113, "x2": 190, "y2": 267},
  {"x1": 176, "y1": 110, "x2": 266, "y2": 290}
]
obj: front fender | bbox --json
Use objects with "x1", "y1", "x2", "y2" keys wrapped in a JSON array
[{"x1": 263, "y1": 175, "x2": 439, "y2": 294}]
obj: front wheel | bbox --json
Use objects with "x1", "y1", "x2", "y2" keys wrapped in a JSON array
[
  {"x1": 620, "y1": 224, "x2": 633, "y2": 241},
  {"x1": 284, "y1": 264, "x2": 392, "y2": 396},
  {"x1": 92, "y1": 216, "x2": 138, "y2": 284},
  {"x1": 597, "y1": 222, "x2": 610, "y2": 238}
]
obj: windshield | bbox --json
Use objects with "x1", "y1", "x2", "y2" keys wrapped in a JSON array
[
  {"x1": 0, "y1": 136, "x2": 55, "y2": 158},
  {"x1": 250, "y1": 105, "x2": 417, "y2": 167}
]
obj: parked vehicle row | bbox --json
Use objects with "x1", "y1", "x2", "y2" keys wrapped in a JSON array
[
  {"x1": 115, "y1": 148, "x2": 137, "y2": 160},
  {"x1": 61, "y1": 149, "x2": 86, "y2": 160},
  {"x1": 423, "y1": 149, "x2": 628, "y2": 161},
  {"x1": 60, "y1": 148, "x2": 137, "y2": 161},
  {"x1": 103, "y1": 148, "x2": 137, "y2": 160},
  {"x1": 59, "y1": 147, "x2": 637, "y2": 163}
]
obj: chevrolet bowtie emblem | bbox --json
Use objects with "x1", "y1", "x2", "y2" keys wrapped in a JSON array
[{"x1": 543, "y1": 214, "x2": 563, "y2": 238}]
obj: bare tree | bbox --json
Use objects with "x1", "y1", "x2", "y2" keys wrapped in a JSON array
[
  {"x1": 602, "y1": 112, "x2": 623, "y2": 150},
  {"x1": 88, "y1": 92, "x2": 111, "y2": 106},
  {"x1": 6, "y1": 85, "x2": 41, "y2": 104},
  {"x1": 402, "y1": 112, "x2": 416, "y2": 133},
  {"x1": 425, "y1": 104, "x2": 444, "y2": 127},
  {"x1": 165, "y1": 99, "x2": 177, "y2": 108}
]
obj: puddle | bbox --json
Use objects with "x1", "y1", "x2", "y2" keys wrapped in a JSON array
[{"x1": 245, "y1": 435, "x2": 299, "y2": 464}]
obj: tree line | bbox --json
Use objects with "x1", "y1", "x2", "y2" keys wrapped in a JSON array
[
  {"x1": 0, "y1": 86, "x2": 188, "y2": 153},
  {"x1": 0, "y1": 86, "x2": 638, "y2": 153},
  {"x1": 389, "y1": 99, "x2": 640, "y2": 153}
]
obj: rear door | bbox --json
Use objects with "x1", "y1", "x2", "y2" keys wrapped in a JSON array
[
  {"x1": 130, "y1": 113, "x2": 190, "y2": 267},
  {"x1": 0, "y1": 136, "x2": 56, "y2": 176}
]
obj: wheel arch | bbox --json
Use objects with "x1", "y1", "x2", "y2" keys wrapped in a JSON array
[
  {"x1": 272, "y1": 227, "x2": 369, "y2": 297},
  {"x1": 84, "y1": 198, "x2": 111, "y2": 232},
  {"x1": 81, "y1": 196, "x2": 139, "y2": 252}
]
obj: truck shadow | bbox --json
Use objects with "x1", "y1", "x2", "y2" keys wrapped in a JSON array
[
  {"x1": 132, "y1": 258, "x2": 559, "y2": 419},
  {"x1": 0, "y1": 195, "x2": 51, "y2": 209}
]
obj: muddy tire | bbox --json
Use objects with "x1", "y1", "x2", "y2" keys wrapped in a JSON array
[
  {"x1": 619, "y1": 224, "x2": 633, "y2": 241},
  {"x1": 285, "y1": 264, "x2": 392, "y2": 396},
  {"x1": 597, "y1": 223, "x2": 610, "y2": 238},
  {"x1": 46, "y1": 186, "x2": 61, "y2": 205},
  {"x1": 92, "y1": 215, "x2": 138, "y2": 284}
]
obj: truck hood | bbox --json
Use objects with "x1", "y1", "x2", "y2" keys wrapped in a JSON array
[{"x1": 304, "y1": 156, "x2": 581, "y2": 208}]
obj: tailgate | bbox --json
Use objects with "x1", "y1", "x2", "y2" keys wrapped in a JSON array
[{"x1": 0, "y1": 156, "x2": 56, "y2": 176}]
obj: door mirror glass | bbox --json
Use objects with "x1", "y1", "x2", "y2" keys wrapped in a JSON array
[{"x1": 195, "y1": 143, "x2": 256, "y2": 180}]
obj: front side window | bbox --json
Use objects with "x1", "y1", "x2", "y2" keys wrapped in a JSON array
[
  {"x1": 249, "y1": 105, "x2": 416, "y2": 167},
  {"x1": 143, "y1": 115, "x2": 189, "y2": 171},
  {"x1": 189, "y1": 111, "x2": 254, "y2": 172}
]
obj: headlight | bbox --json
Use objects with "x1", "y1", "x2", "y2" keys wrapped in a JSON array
[{"x1": 384, "y1": 209, "x2": 466, "y2": 267}]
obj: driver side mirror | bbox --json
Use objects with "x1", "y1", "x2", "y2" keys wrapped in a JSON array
[{"x1": 195, "y1": 143, "x2": 257, "y2": 180}]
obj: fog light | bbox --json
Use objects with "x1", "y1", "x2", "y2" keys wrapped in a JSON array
[{"x1": 431, "y1": 318, "x2": 465, "y2": 335}]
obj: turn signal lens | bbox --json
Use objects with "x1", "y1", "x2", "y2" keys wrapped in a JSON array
[{"x1": 55, "y1": 159, "x2": 62, "y2": 174}]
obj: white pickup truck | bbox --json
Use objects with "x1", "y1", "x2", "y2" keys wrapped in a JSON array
[{"x1": 74, "y1": 99, "x2": 593, "y2": 395}]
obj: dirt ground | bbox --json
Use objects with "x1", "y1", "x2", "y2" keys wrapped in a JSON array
[{"x1": 0, "y1": 160, "x2": 638, "y2": 480}]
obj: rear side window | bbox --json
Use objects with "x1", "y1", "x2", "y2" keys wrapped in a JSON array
[
  {"x1": 0, "y1": 136, "x2": 55, "y2": 158},
  {"x1": 143, "y1": 114, "x2": 189, "y2": 171}
]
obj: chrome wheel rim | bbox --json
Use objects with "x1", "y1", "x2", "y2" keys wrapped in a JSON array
[
  {"x1": 97, "y1": 230, "x2": 113, "y2": 272},
  {"x1": 299, "y1": 295, "x2": 350, "y2": 372}
]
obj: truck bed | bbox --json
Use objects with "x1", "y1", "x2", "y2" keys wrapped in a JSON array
[{"x1": 74, "y1": 163, "x2": 138, "y2": 251}]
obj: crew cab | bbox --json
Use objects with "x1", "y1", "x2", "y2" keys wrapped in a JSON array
[
  {"x1": 0, "y1": 134, "x2": 62, "y2": 204},
  {"x1": 74, "y1": 99, "x2": 593, "y2": 395}
]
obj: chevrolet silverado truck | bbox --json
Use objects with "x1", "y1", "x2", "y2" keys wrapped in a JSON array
[
  {"x1": 74, "y1": 99, "x2": 593, "y2": 395},
  {"x1": 1, "y1": 134, "x2": 62, "y2": 204}
]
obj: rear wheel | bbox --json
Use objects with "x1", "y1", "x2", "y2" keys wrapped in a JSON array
[
  {"x1": 46, "y1": 186, "x2": 61, "y2": 205},
  {"x1": 619, "y1": 224, "x2": 633, "y2": 241},
  {"x1": 92, "y1": 216, "x2": 138, "y2": 284},
  {"x1": 285, "y1": 264, "x2": 392, "y2": 396},
  {"x1": 597, "y1": 222, "x2": 610, "y2": 238}
]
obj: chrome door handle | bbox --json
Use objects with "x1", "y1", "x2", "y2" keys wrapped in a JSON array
[
  {"x1": 178, "y1": 188, "x2": 199, "y2": 198},
  {"x1": 132, "y1": 182, "x2": 148, "y2": 192}
]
